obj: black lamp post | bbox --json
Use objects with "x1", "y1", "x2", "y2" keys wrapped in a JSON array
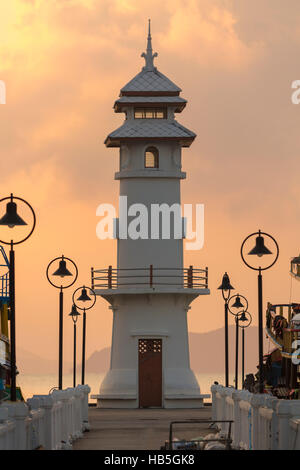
[
  {"x1": 241, "y1": 230, "x2": 279, "y2": 393},
  {"x1": 0, "y1": 194, "x2": 36, "y2": 401},
  {"x1": 46, "y1": 255, "x2": 78, "y2": 390},
  {"x1": 228, "y1": 294, "x2": 249, "y2": 389},
  {"x1": 237, "y1": 310, "x2": 252, "y2": 388},
  {"x1": 218, "y1": 273, "x2": 234, "y2": 387},
  {"x1": 72, "y1": 286, "x2": 96, "y2": 385},
  {"x1": 69, "y1": 304, "x2": 80, "y2": 388}
]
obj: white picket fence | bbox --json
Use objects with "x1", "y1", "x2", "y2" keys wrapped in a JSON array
[
  {"x1": 211, "y1": 384, "x2": 300, "y2": 450},
  {"x1": 0, "y1": 385, "x2": 90, "y2": 450}
]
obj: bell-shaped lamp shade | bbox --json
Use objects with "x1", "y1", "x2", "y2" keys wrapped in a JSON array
[
  {"x1": 248, "y1": 231, "x2": 272, "y2": 257},
  {"x1": 231, "y1": 295, "x2": 244, "y2": 310},
  {"x1": 239, "y1": 311, "x2": 248, "y2": 322},
  {"x1": 77, "y1": 287, "x2": 91, "y2": 302},
  {"x1": 218, "y1": 272, "x2": 234, "y2": 291},
  {"x1": 0, "y1": 196, "x2": 27, "y2": 229},
  {"x1": 52, "y1": 257, "x2": 72, "y2": 277},
  {"x1": 69, "y1": 304, "x2": 80, "y2": 323},
  {"x1": 291, "y1": 255, "x2": 300, "y2": 265}
]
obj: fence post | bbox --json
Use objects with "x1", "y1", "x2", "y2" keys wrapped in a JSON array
[
  {"x1": 91, "y1": 267, "x2": 94, "y2": 290},
  {"x1": 187, "y1": 266, "x2": 193, "y2": 288},
  {"x1": 150, "y1": 265, "x2": 153, "y2": 288},
  {"x1": 6, "y1": 402, "x2": 31, "y2": 450},
  {"x1": 263, "y1": 395, "x2": 279, "y2": 450},
  {"x1": 79, "y1": 385, "x2": 91, "y2": 432},
  {"x1": 0, "y1": 406, "x2": 12, "y2": 450},
  {"x1": 108, "y1": 265, "x2": 112, "y2": 289},
  {"x1": 250, "y1": 394, "x2": 266, "y2": 450},
  {"x1": 276, "y1": 400, "x2": 300, "y2": 450},
  {"x1": 232, "y1": 390, "x2": 242, "y2": 448},
  {"x1": 210, "y1": 384, "x2": 218, "y2": 422}
]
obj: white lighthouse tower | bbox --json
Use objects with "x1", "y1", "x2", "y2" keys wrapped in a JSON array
[{"x1": 92, "y1": 22, "x2": 210, "y2": 408}]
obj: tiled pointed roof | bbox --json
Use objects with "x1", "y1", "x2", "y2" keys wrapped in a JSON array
[
  {"x1": 106, "y1": 21, "x2": 196, "y2": 148},
  {"x1": 105, "y1": 119, "x2": 196, "y2": 147},
  {"x1": 121, "y1": 69, "x2": 181, "y2": 96},
  {"x1": 120, "y1": 20, "x2": 181, "y2": 96}
]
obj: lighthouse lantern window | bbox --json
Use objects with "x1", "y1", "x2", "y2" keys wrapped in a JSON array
[
  {"x1": 134, "y1": 108, "x2": 166, "y2": 119},
  {"x1": 145, "y1": 146, "x2": 159, "y2": 168}
]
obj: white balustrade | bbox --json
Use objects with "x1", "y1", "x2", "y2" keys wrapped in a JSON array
[
  {"x1": 289, "y1": 418, "x2": 300, "y2": 450},
  {"x1": 239, "y1": 395, "x2": 252, "y2": 449},
  {"x1": 211, "y1": 384, "x2": 300, "y2": 450},
  {"x1": 0, "y1": 385, "x2": 90, "y2": 450}
]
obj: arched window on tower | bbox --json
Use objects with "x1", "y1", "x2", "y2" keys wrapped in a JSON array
[{"x1": 145, "y1": 147, "x2": 159, "y2": 168}]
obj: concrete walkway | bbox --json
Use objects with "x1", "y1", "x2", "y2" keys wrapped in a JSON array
[{"x1": 73, "y1": 406, "x2": 212, "y2": 450}]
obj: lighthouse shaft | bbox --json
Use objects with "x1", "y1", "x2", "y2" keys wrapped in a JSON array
[{"x1": 92, "y1": 23, "x2": 210, "y2": 409}]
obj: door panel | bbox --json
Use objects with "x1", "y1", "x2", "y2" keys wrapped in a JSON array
[{"x1": 138, "y1": 339, "x2": 162, "y2": 408}]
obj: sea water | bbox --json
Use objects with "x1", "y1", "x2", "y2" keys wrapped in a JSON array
[{"x1": 17, "y1": 372, "x2": 236, "y2": 402}]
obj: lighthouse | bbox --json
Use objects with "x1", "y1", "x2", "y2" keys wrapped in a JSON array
[{"x1": 92, "y1": 22, "x2": 210, "y2": 408}]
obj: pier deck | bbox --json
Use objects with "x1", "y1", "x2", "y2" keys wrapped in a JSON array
[{"x1": 73, "y1": 406, "x2": 212, "y2": 450}]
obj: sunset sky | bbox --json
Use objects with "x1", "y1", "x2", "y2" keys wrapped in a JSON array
[{"x1": 1, "y1": 0, "x2": 300, "y2": 368}]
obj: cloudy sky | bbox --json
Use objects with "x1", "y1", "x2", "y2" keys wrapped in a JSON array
[{"x1": 1, "y1": 0, "x2": 300, "y2": 367}]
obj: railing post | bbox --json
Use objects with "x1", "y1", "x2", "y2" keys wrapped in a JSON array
[
  {"x1": 6, "y1": 402, "x2": 31, "y2": 450},
  {"x1": 108, "y1": 265, "x2": 112, "y2": 289},
  {"x1": 205, "y1": 266, "x2": 208, "y2": 288},
  {"x1": 91, "y1": 267, "x2": 94, "y2": 290},
  {"x1": 250, "y1": 394, "x2": 266, "y2": 450},
  {"x1": 150, "y1": 264, "x2": 153, "y2": 288},
  {"x1": 188, "y1": 266, "x2": 193, "y2": 288}
]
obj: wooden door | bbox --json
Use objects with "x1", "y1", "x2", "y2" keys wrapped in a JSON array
[{"x1": 138, "y1": 339, "x2": 162, "y2": 408}]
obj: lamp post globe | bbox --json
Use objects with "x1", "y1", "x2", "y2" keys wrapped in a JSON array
[
  {"x1": 72, "y1": 286, "x2": 96, "y2": 385},
  {"x1": 69, "y1": 304, "x2": 80, "y2": 388},
  {"x1": 218, "y1": 272, "x2": 234, "y2": 387},
  {"x1": 241, "y1": 230, "x2": 279, "y2": 393},
  {"x1": 237, "y1": 311, "x2": 252, "y2": 388},
  {"x1": 227, "y1": 293, "x2": 249, "y2": 390},
  {"x1": 0, "y1": 194, "x2": 36, "y2": 402},
  {"x1": 46, "y1": 255, "x2": 78, "y2": 390}
]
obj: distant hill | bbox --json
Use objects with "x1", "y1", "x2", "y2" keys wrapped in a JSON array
[
  {"x1": 189, "y1": 326, "x2": 269, "y2": 373},
  {"x1": 17, "y1": 348, "x2": 71, "y2": 375},
  {"x1": 17, "y1": 326, "x2": 270, "y2": 376}
]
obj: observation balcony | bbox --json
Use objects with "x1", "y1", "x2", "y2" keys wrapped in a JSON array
[{"x1": 91, "y1": 265, "x2": 209, "y2": 296}]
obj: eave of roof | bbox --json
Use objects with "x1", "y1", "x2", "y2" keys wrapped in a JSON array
[
  {"x1": 114, "y1": 96, "x2": 187, "y2": 113},
  {"x1": 105, "y1": 119, "x2": 196, "y2": 148}
]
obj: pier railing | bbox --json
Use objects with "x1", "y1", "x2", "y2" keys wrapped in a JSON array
[
  {"x1": 91, "y1": 265, "x2": 208, "y2": 290},
  {"x1": 0, "y1": 385, "x2": 90, "y2": 450},
  {"x1": 211, "y1": 384, "x2": 300, "y2": 450}
]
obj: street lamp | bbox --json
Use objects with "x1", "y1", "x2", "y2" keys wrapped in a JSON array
[
  {"x1": 69, "y1": 304, "x2": 80, "y2": 388},
  {"x1": 46, "y1": 255, "x2": 78, "y2": 390},
  {"x1": 228, "y1": 294, "x2": 249, "y2": 389},
  {"x1": 72, "y1": 286, "x2": 96, "y2": 384},
  {"x1": 241, "y1": 230, "x2": 279, "y2": 393},
  {"x1": 0, "y1": 194, "x2": 36, "y2": 401},
  {"x1": 218, "y1": 273, "x2": 234, "y2": 387},
  {"x1": 236, "y1": 310, "x2": 252, "y2": 388}
]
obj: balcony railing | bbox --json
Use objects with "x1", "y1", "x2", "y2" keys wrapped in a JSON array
[
  {"x1": 0, "y1": 246, "x2": 9, "y2": 302},
  {"x1": 91, "y1": 265, "x2": 208, "y2": 290},
  {"x1": 0, "y1": 272, "x2": 9, "y2": 301}
]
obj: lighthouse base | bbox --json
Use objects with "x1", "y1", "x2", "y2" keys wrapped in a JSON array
[
  {"x1": 91, "y1": 367, "x2": 210, "y2": 409},
  {"x1": 93, "y1": 290, "x2": 211, "y2": 409},
  {"x1": 91, "y1": 394, "x2": 210, "y2": 409}
]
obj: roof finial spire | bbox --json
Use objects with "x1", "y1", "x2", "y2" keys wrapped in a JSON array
[{"x1": 141, "y1": 19, "x2": 158, "y2": 71}]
